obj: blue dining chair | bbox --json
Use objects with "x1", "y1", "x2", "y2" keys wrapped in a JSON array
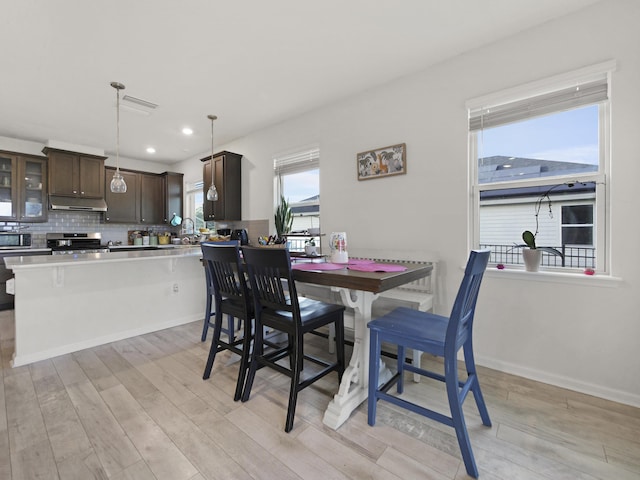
[{"x1": 367, "y1": 249, "x2": 491, "y2": 478}]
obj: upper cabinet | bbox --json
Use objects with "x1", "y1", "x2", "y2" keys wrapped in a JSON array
[
  {"x1": 202, "y1": 151, "x2": 241, "y2": 221},
  {"x1": 164, "y1": 172, "x2": 184, "y2": 223},
  {"x1": 104, "y1": 168, "x2": 182, "y2": 225},
  {"x1": 0, "y1": 151, "x2": 48, "y2": 222},
  {"x1": 103, "y1": 168, "x2": 139, "y2": 223},
  {"x1": 43, "y1": 147, "x2": 106, "y2": 198},
  {"x1": 139, "y1": 173, "x2": 165, "y2": 224}
]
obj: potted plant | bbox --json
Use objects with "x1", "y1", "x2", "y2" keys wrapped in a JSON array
[
  {"x1": 304, "y1": 238, "x2": 317, "y2": 256},
  {"x1": 517, "y1": 183, "x2": 571, "y2": 271},
  {"x1": 520, "y1": 229, "x2": 563, "y2": 272},
  {"x1": 274, "y1": 195, "x2": 293, "y2": 243}
]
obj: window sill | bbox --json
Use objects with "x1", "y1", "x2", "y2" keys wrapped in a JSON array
[{"x1": 483, "y1": 266, "x2": 622, "y2": 287}]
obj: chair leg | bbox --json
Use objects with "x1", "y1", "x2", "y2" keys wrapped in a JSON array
[
  {"x1": 241, "y1": 318, "x2": 264, "y2": 403},
  {"x1": 285, "y1": 332, "x2": 304, "y2": 432},
  {"x1": 202, "y1": 311, "x2": 224, "y2": 379},
  {"x1": 367, "y1": 330, "x2": 382, "y2": 426},
  {"x1": 232, "y1": 318, "x2": 252, "y2": 401},
  {"x1": 226, "y1": 314, "x2": 236, "y2": 343},
  {"x1": 464, "y1": 342, "x2": 492, "y2": 426},
  {"x1": 201, "y1": 288, "x2": 213, "y2": 341},
  {"x1": 445, "y1": 356, "x2": 479, "y2": 478},
  {"x1": 397, "y1": 345, "x2": 406, "y2": 394}
]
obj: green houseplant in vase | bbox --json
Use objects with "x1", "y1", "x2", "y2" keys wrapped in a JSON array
[{"x1": 274, "y1": 195, "x2": 293, "y2": 244}]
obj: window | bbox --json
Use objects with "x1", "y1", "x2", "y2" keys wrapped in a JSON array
[
  {"x1": 185, "y1": 180, "x2": 205, "y2": 230},
  {"x1": 274, "y1": 147, "x2": 320, "y2": 251},
  {"x1": 468, "y1": 62, "x2": 613, "y2": 272}
]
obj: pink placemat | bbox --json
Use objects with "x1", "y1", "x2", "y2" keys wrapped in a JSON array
[
  {"x1": 347, "y1": 258, "x2": 375, "y2": 265},
  {"x1": 347, "y1": 263, "x2": 408, "y2": 272},
  {"x1": 292, "y1": 263, "x2": 346, "y2": 271}
]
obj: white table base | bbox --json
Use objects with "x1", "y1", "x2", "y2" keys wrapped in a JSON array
[{"x1": 322, "y1": 288, "x2": 393, "y2": 429}]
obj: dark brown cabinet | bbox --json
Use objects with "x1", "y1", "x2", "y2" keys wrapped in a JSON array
[
  {"x1": 202, "y1": 151, "x2": 241, "y2": 221},
  {"x1": 140, "y1": 173, "x2": 165, "y2": 224},
  {"x1": 104, "y1": 168, "x2": 139, "y2": 223},
  {"x1": 0, "y1": 151, "x2": 47, "y2": 222},
  {"x1": 44, "y1": 147, "x2": 106, "y2": 198},
  {"x1": 104, "y1": 168, "x2": 181, "y2": 225},
  {"x1": 164, "y1": 172, "x2": 183, "y2": 223}
]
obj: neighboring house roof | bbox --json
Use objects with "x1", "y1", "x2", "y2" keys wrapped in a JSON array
[
  {"x1": 291, "y1": 195, "x2": 320, "y2": 215},
  {"x1": 479, "y1": 156, "x2": 596, "y2": 200}
]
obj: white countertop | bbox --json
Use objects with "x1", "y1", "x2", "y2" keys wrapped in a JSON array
[
  {"x1": 0, "y1": 248, "x2": 51, "y2": 254},
  {"x1": 5, "y1": 246, "x2": 202, "y2": 270}
]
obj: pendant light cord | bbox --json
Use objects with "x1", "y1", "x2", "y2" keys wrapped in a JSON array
[{"x1": 116, "y1": 85, "x2": 121, "y2": 173}]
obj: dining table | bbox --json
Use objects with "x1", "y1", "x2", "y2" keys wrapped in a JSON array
[{"x1": 292, "y1": 258, "x2": 433, "y2": 429}]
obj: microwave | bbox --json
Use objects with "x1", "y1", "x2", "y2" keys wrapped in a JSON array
[{"x1": 0, "y1": 232, "x2": 32, "y2": 249}]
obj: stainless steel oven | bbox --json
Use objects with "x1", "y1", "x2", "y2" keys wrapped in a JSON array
[
  {"x1": 46, "y1": 233, "x2": 109, "y2": 255},
  {"x1": 0, "y1": 232, "x2": 32, "y2": 250}
]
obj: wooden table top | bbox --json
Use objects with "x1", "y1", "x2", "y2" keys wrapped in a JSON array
[{"x1": 292, "y1": 261, "x2": 432, "y2": 294}]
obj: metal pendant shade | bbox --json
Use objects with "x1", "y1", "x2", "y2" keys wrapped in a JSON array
[
  {"x1": 110, "y1": 81, "x2": 127, "y2": 193},
  {"x1": 206, "y1": 114, "x2": 219, "y2": 201}
]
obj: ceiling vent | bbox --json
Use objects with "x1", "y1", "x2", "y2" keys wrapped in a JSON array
[{"x1": 120, "y1": 95, "x2": 159, "y2": 115}]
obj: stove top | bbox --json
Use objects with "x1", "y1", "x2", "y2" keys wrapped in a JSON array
[{"x1": 46, "y1": 232, "x2": 109, "y2": 254}]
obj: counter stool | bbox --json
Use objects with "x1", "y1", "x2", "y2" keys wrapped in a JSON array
[
  {"x1": 201, "y1": 242, "x2": 252, "y2": 401},
  {"x1": 241, "y1": 246, "x2": 346, "y2": 432}
]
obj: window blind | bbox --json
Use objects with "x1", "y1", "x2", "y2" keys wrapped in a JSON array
[
  {"x1": 274, "y1": 147, "x2": 320, "y2": 175},
  {"x1": 469, "y1": 79, "x2": 608, "y2": 131}
]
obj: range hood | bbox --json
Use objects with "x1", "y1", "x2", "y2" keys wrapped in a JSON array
[{"x1": 49, "y1": 195, "x2": 108, "y2": 212}]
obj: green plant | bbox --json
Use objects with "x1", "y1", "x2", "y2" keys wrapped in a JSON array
[
  {"x1": 305, "y1": 238, "x2": 316, "y2": 246},
  {"x1": 274, "y1": 195, "x2": 293, "y2": 239},
  {"x1": 516, "y1": 183, "x2": 582, "y2": 260}
]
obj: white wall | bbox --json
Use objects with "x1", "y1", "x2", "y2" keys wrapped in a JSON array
[{"x1": 174, "y1": 0, "x2": 640, "y2": 406}]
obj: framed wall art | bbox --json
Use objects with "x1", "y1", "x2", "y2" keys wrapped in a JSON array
[{"x1": 357, "y1": 143, "x2": 406, "y2": 181}]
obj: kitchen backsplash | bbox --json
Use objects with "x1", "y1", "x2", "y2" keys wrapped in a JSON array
[
  {"x1": 2, "y1": 213, "x2": 270, "y2": 248},
  {"x1": 2, "y1": 211, "x2": 174, "y2": 248}
]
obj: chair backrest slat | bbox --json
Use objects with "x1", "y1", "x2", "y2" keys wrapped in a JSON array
[
  {"x1": 446, "y1": 249, "x2": 490, "y2": 351},
  {"x1": 242, "y1": 247, "x2": 299, "y2": 319},
  {"x1": 201, "y1": 242, "x2": 250, "y2": 306}
]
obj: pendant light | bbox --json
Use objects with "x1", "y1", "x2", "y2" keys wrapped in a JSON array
[
  {"x1": 110, "y1": 81, "x2": 127, "y2": 193},
  {"x1": 206, "y1": 114, "x2": 219, "y2": 201}
]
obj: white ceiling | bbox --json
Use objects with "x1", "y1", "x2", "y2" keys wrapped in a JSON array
[{"x1": 1, "y1": 0, "x2": 600, "y2": 164}]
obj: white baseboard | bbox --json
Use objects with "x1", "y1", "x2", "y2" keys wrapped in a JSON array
[
  {"x1": 476, "y1": 354, "x2": 640, "y2": 409},
  {"x1": 12, "y1": 314, "x2": 201, "y2": 367}
]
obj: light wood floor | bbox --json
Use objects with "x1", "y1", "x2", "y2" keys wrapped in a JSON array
[{"x1": 0, "y1": 310, "x2": 638, "y2": 480}]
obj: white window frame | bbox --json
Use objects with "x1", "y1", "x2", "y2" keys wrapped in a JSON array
[
  {"x1": 467, "y1": 61, "x2": 615, "y2": 275},
  {"x1": 273, "y1": 146, "x2": 320, "y2": 250},
  {"x1": 185, "y1": 180, "x2": 205, "y2": 230}
]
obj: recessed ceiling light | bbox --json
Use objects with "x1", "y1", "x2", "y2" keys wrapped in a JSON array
[
  {"x1": 182, "y1": 127, "x2": 193, "y2": 135},
  {"x1": 146, "y1": 147, "x2": 156, "y2": 154}
]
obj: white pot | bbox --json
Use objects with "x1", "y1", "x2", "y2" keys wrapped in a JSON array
[
  {"x1": 304, "y1": 245, "x2": 317, "y2": 255},
  {"x1": 522, "y1": 248, "x2": 542, "y2": 272}
]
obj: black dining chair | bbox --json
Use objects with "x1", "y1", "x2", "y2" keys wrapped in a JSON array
[
  {"x1": 201, "y1": 240, "x2": 239, "y2": 341},
  {"x1": 200, "y1": 242, "x2": 253, "y2": 401},
  {"x1": 367, "y1": 249, "x2": 491, "y2": 478},
  {"x1": 241, "y1": 246, "x2": 346, "y2": 432}
]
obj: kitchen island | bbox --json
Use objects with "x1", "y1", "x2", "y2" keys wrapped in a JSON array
[{"x1": 5, "y1": 247, "x2": 205, "y2": 367}]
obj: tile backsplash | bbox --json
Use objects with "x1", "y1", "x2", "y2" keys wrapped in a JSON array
[
  {"x1": 3, "y1": 212, "x2": 270, "y2": 248},
  {"x1": 2, "y1": 211, "x2": 176, "y2": 248}
]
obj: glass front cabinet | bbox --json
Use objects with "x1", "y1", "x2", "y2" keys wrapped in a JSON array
[{"x1": 0, "y1": 151, "x2": 47, "y2": 222}]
